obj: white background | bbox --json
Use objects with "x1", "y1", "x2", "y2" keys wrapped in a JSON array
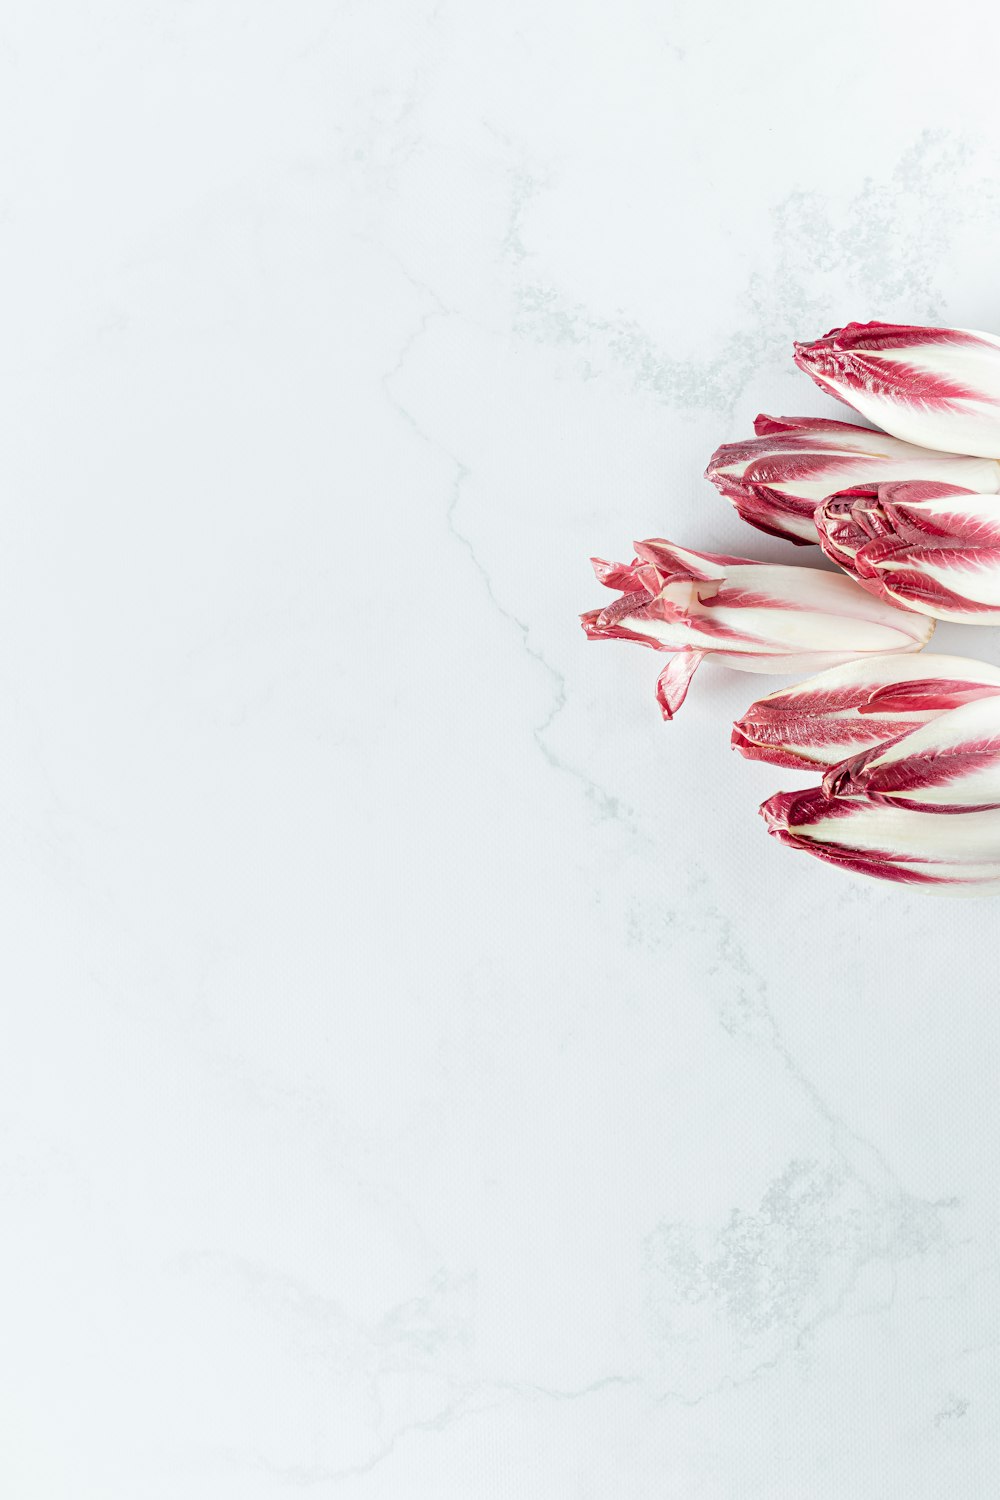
[{"x1": 4, "y1": 2, "x2": 1000, "y2": 1495}]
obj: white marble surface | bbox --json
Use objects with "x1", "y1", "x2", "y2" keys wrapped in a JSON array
[{"x1": 6, "y1": 3, "x2": 1000, "y2": 1494}]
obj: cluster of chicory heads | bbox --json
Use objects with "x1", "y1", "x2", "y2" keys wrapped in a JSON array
[{"x1": 583, "y1": 320, "x2": 1000, "y2": 894}]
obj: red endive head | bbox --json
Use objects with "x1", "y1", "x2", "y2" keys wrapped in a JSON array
[
  {"x1": 759, "y1": 783, "x2": 1000, "y2": 892},
  {"x1": 583, "y1": 535, "x2": 933, "y2": 719},
  {"x1": 705, "y1": 413, "x2": 1000, "y2": 546},
  {"x1": 794, "y1": 322, "x2": 1000, "y2": 457},
  {"x1": 732, "y1": 654, "x2": 1000, "y2": 771},
  {"x1": 815, "y1": 481, "x2": 1000, "y2": 623}
]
